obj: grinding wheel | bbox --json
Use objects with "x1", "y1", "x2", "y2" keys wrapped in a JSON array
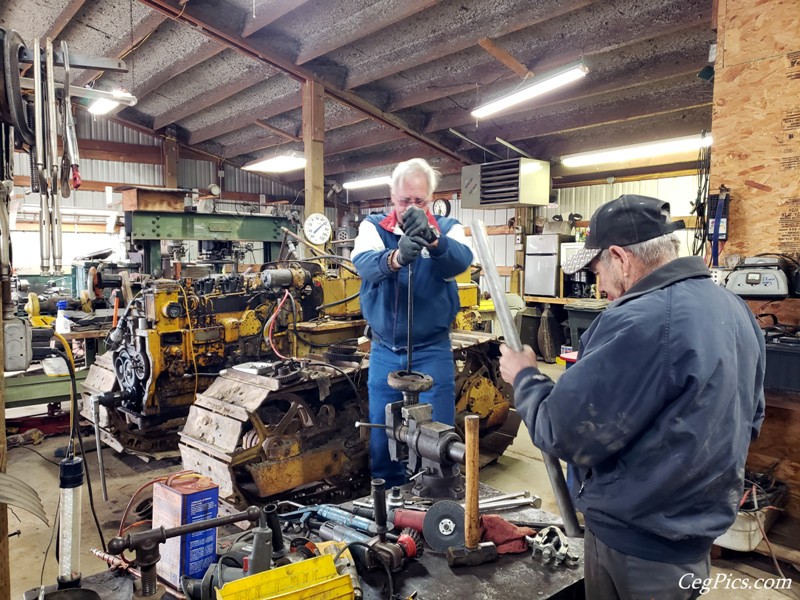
[{"x1": 422, "y1": 500, "x2": 465, "y2": 553}]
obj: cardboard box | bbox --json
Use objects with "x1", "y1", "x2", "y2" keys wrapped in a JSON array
[{"x1": 152, "y1": 474, "x2": 219, "y2": 589}]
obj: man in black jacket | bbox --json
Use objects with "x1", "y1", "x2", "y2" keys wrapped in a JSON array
[{"x1": 499, "y1": 195, "x2": 765, "y2": 599}]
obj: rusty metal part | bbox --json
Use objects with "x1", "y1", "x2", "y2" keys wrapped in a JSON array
[
  {"x1": 387, "y1": 370, "x2": 434, "y2": 397},
  {"x1": 526, "y1": 526, "x2": 580, "y2": 567},
  {"x1": 91, "y1": 548, "x2": 141, "y2": 577},
  {"x1": 179, "y1": 366, "x2": 368, "y2": 507}
]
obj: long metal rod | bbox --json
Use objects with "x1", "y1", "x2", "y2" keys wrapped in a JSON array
[
  {"x1": 92, "y1": 399, "x2": 108, "y2": 502},
  {"x1": 406, "y1": 262, "x2": 413, "y2": 372},
  {"x1": 470, "y1": 219, "x2": 581, "y2": 538}
]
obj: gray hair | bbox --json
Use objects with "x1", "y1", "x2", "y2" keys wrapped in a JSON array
[
  {"x1": 391, "y1": 158, "x2": 439, "y2": 199},
  {"x1": 599, "y1": 234, "x2": 681, "y2": 269}
]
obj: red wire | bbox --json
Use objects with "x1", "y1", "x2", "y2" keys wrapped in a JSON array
[{"x1": 268, "y1": 290, "x2": 291, "y2": 359}]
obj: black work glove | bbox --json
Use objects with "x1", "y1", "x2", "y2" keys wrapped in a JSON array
[
  {"x1": 396, "y1": 235, "x2": 426, "y2": 266},
  {"x1": 401, "y1": 206, "x2": 430, "y2": 238},
  {"x1": 402, "y1": 206, "x2": 439, "y2": 244}
]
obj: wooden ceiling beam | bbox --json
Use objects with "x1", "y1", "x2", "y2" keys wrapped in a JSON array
[
  {"x1": 477, "y1": 37, "x2": 531, "y2": 79},
  {"x1": 137, "y1": 0, "x2": 470, "y2": 165}
]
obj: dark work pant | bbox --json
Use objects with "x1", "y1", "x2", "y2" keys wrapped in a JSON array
[
  {"x1": 367, "y1": 340, "x2": 455, "y2": 487},
  {"x1": 584, "y1": 528, "x2": 711, "y2": 600}
]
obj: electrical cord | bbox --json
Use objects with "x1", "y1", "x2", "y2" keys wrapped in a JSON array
[
  {"x1": 12, "y1": 445, "x2": 61, "y2": 467},
  {"x1": 334, "y1": 540, "x2": 395, "y2": 600},
  {"x1": 40, "y1": 495, "x2": 61, "y2": 588}
]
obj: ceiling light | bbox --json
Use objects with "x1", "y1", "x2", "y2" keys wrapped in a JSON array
[
  {"x1": 87, "y1": 88, "x2": 136, "y2": 114},
  {"x1": 342, "y1": 176, "x2": 392, "y2": 190},
  {"x1": 471, "y1": 63, "x2": 588, "y2": 119},
  {"x1": 88, "y1": 98, "x2": 119, "y2": 115},
  {"x1": 561, "y1": 134, "x2": 713, "y2": 168},
  {"x1": 243, "y1": 152, "x2": 306, "y2": 173}
]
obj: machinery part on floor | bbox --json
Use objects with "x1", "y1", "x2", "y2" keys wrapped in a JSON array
[
  {"x1": 80, "y1": 265, "x2": 364, "y2": 456},
  {"x1": 526, "y1": 526, "x2": 580, "y2": 567},
  {"x1": 182, "y1": 525, "x2": 272, "y2": 600},
  {"x1": 446, "y1": 415, "x2": 498, "y2": 568},
  {"x1": 471, "y1": 219, "x2": 581, "y2": 538},
  {"x1": 107, "y1": 506, "x2": 261, "y2": 597},
  {"x1": 422, "y1": 500, "x2": 465, "y2": 554},
  {"x1": 0, "y1": 471, "x2": 49, "y2": 525},
  {"x1": 178, "y1": 361, "x2": 369, "y2": 508}
]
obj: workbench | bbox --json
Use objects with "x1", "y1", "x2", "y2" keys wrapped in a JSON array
[{"x1": 354, "y1": 484, "x2": 585, "y2": 600}]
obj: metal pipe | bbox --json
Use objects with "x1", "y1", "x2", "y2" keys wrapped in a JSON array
[
  {"x1": 470, "y1": 219, "x2": 581, "y2": 538},
  {"x1": 92, "y1": 397, "x2": 109, "y2": 502},
  {"x1": 32, "y1": 38, "x2": 50, "y2": 275},
  {"x1": 46, "y1": 40, "x2": 63, "y2": 274}
]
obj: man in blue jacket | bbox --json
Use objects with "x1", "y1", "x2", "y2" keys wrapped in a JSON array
[
  {"x1": 499, "y1": 195, "x2": 765, "y2": 599},
  {"x1": 352, "y1": 158, "x2": 473, "y2": 486}
]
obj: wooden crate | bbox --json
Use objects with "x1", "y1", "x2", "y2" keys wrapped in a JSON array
[{"x1": 121, "y1": 186, "x2": 187, "y2": 212}]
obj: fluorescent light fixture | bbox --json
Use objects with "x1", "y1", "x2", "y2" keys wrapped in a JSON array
[
  {"x1": 342, "y1": 176, "x2": 392, "y2": 190},
  {"x1": 471, "y1": 63, "x2": 588, "y2": 119},
  {"x1": 88, "y1": 98, "x2": 119, "y2": 115},
  {"x1": 87, "y1": 89, "x2": 136, "y2": 114},
  {"x1": 561, "y1": 134, "x2": 714, "y2": 168},
  {"x1": 243, "y1": 152, "x2": 306, "y2": 173}
]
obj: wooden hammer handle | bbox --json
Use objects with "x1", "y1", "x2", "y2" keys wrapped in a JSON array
[{"x1": 464, "y1": 414, "x2": 480, "y2": 549}]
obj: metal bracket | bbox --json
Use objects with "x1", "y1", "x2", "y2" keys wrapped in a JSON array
[
  {"x1": 19, "y1": 48, "x2": 127, "y2": 72},
  {"x1": 526, "y1": 525, "x2": 579, "y2": 567}
]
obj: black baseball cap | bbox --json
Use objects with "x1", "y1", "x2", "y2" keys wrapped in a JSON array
[{"x1": 563, "y1": 194, "x2": 685, "y2": 275}]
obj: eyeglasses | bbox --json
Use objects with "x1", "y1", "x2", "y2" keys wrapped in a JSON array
[{"x1": 396, "y1": 197, "x2": 428, "y2": 207}]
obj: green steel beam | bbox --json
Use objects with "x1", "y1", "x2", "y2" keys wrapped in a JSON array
[
  {"x1": 128, "y1": 212, "x2": 292, "y2": 242},
  {"x1": 5, "y1": 370, "x2": 90, "y2": 408}
]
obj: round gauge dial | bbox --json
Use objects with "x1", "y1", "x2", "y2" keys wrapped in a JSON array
[
  {"x1": 303, "y1": 212, "x2": 333, "y2": 245},
  {"x1": 432, "y1": 198, "x2": 451, "y2": 217}
]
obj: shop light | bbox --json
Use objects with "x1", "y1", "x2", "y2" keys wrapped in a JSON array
[
  {"x1": 561, "y1": 134, "x2": 713, "y2": 167},
  {"x1": 471, "y1": 63, "x2": 588, "y2": 119},
  {"x1": 243, "y1": 152, "x2": 307, "y2": 173},
  {"x1": 342, "y1": 176, "x2": 392, "y2": 190}
]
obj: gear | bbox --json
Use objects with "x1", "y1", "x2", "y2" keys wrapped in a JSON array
[
  {"x1": 328, "y1": 343, "x2": 358, "y2": 355},
  {"x1": 324, "y1": 351, "x2": 365, "y2": 363},
  {"x1": 271, "y1": 364, "x2": 301, "y2": 385},
  {"x1": 422, "y1": 500, "x2": 464, "y2": 554}
]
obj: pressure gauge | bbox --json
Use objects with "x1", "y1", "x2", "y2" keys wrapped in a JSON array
[
  {"x1": 303, "y1": 212, "x2": 332, "y2": 245},
  {"x1": 432, "y1": 198, "x2": 451, "y2": 217}
]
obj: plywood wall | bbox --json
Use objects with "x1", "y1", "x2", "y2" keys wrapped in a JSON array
[{"x1": 711, "y1": 0, "x2": 800, "y2": 259}]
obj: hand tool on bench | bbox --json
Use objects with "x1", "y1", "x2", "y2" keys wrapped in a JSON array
[{"x1": 446, "y1": 414, "x2": 498, "y2": 567}]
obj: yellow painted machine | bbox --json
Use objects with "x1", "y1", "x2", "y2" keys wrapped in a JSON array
[{"x1": 81, "y1": 262, "x2": 365, "y2": 455}]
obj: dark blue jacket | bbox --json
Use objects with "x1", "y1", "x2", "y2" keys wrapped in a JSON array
[
  {"x1": 513, "y1": 256, "x2": 766, "y2": 563},
  {"x1": 351, "y1": 213, "x2": 473, "y2": 351}
]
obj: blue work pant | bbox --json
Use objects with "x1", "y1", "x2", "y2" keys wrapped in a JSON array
[{"x1": 367, "y1": 340, "x2": 456, "y2": 486}]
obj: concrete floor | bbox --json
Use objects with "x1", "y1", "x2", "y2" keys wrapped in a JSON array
[{"x1": 5, "y1": 361, "x2": 797, "y2": 598}]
